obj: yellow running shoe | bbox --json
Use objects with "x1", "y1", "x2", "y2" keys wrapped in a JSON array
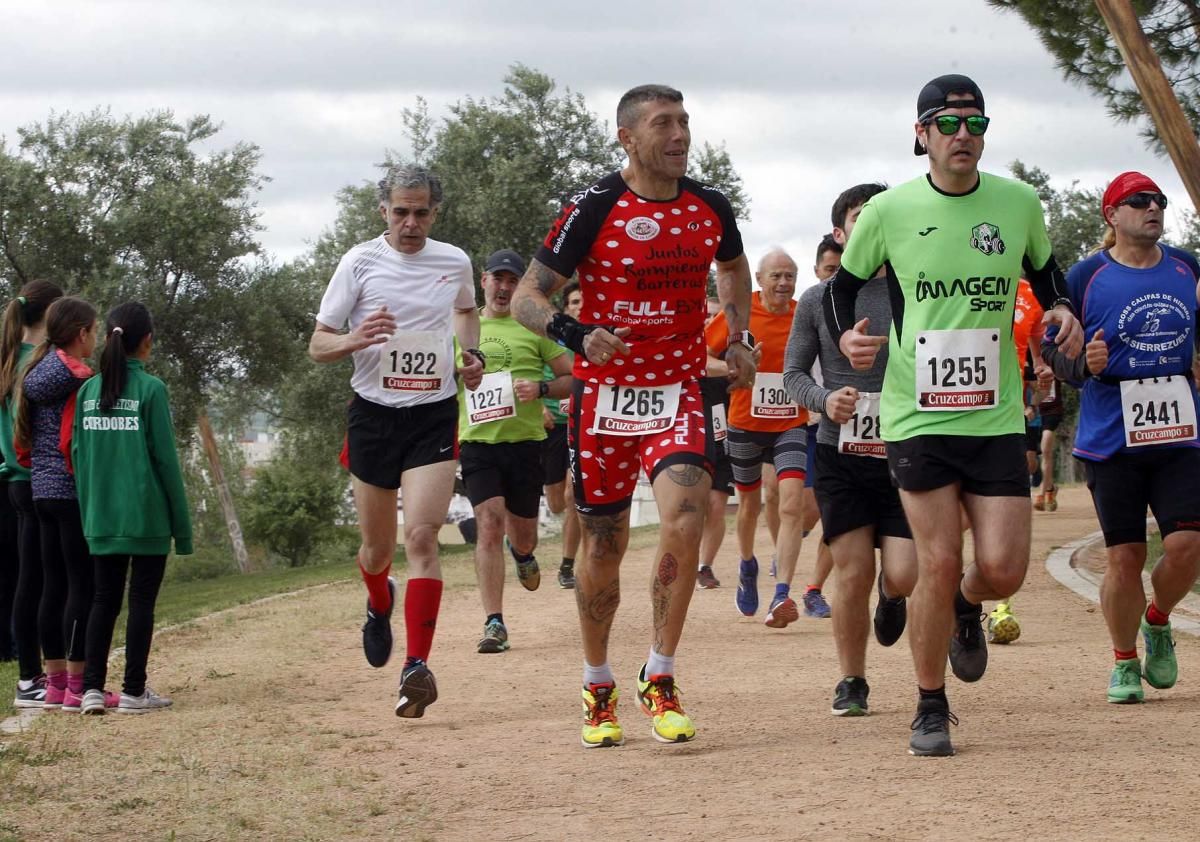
[
  {"x1": 581, "y1": 683, "x2": 624, "y2": 748},
  {"x1": 987, "y1": 601, "x2": 1021, "y2": 644},
  {"x1": 636, "y1": 665, "x2": 696, "y2": 743}
]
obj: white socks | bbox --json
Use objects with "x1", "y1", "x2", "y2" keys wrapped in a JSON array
[
  {"x1": 583, "y1": 661, "x2": 615, "y2": 687},
  {"x1": 646, "y1": 648, "x2": 675, "y2": 678}
]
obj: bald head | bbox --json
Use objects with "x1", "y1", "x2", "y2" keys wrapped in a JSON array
[
  {"x1": 757, "y1": 248, "x2": 796, "y2": 275},
  {"x1": 756, "y1": 249, "x2": 797, "y2": 312}
]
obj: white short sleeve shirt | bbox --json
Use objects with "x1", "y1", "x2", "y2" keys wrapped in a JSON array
[{"x1": 317, "y1": 235, "x2": 476, "y2": 407}]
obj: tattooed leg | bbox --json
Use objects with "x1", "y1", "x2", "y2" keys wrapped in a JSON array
[
  {"x1": 576, "y1": 509, "x2": 631, "y2": 666},
  {"x1": 650, "y1": 462, "x2": 710, "y2": 655}
]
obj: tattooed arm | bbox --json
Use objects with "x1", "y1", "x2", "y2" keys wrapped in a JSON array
[
  {"x1": 513, "y1": 259, "x2": 569, "y2": 337},
  {"x1": 715, "y1": 252, "x2": 756, "y2": 389},
  {"x1": 514, "y1": 258, "x2": 630, "y2": 365}
]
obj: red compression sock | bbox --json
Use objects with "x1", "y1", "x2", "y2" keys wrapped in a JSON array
[
  {"x1": 1114, "y1": 648, "x2": 1138, "y2": 662},
  {"x1": 1145, "y1": 602, "x2": 1170, "y2": 626},
  {"x1": 405, "y1": 578, "x2": 444, "y2": 663},
  {"x1": 360, "y1": 562, "x2": 393, "y2": 614}
]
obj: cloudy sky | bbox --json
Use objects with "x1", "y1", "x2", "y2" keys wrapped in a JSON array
[{"x1": 1, "y1": 0, "x2": 1188, "y2": 290}]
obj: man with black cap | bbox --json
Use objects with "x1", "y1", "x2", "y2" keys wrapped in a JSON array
[
  {"x1": 459, "y1": 249, "x2": 574, "y2": 654},
  {"x1": 824, "y1": 74, "x2": 1083, "y2": 756},
  {"x1": 1042, "y1": 172, "x2": 1200, "y2": 706}
]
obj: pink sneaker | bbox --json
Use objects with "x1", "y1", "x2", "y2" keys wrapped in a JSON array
[
  {"x1": 43, "y1": 682, "x2": 65, "y2": 710},
  {"x1": 62, "y1": 688, "x2": 83, "y2": 713}
]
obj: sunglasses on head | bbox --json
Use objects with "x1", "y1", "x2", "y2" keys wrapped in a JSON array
[
  {"x1": 1119, "y1": 192, "x2": 1168, "y2": 210},
  {"x1": 923, "y1": 114, "x2": 990, "y2": 136}
]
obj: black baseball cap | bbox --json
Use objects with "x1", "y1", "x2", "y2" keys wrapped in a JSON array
[
  {"x1": 914, "y1": 74, "x2": 985, "y2": 156},
  {"x1": 484, "y1": 249, "x2": 526, "y2": 276}
]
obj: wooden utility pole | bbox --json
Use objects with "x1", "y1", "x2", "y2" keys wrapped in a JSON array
[
  {"x1": 1095, "y1": 0, "x2": 1200, "y2": 211},
  {"x1": 197, "y1": 410, "x2": 250, "y2": 573}
]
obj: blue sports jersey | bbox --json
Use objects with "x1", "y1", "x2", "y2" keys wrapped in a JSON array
[{"x1": 1059, "y1": 244, "x2": 1200, "y2": 461}]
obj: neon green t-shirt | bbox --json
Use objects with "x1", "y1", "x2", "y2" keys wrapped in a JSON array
[
  {"x1": 457, "y1": 314, "x2": 566, "y2": 444},
  {"x1": 840, "y1": 172, "x2": 1053, "y2": 440}
]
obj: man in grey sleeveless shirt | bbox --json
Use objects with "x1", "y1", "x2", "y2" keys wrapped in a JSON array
[{"x1": 783, "y1": 183, "x2": 917, "y2": 720}]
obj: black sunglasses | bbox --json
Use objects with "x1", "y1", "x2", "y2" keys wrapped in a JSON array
[
  {"x1": 1119, "y1": 192, "x2": 1168, "y2": 210},
  {"x1": 923, "y1": 114, "x2": 990, "y2": 136}
]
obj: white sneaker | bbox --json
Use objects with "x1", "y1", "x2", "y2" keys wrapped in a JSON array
[
  {"x1": 116, "y1": 687, "x2": 173, "y2": 714},
  {"x1": 80, "y1": 688, "x2": 108, "y2": 715}
]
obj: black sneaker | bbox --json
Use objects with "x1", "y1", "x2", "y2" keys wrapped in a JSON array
[
  {"x1": 14, "y1": 673, "x2": 47, "y2": 708},
  {"x1": 831, "y1": 676, "x2": 870, "y2": 717},
  {"x1": 362, "y1": 577, "x2": 396, "y2": 668},
  {"x1": 949, "y1": 607, "x2": 988, "y2": 682},
  {"x1": 873, "y1": 570, "x2": 907, "y2": 647},
  {"x1": 909, "y1": 699, "x2": 959, "y2": 757},
  {"x1": 508, "y1": 539, "x2": 541, "y2": 591},
  {"x1": 557, "y1": 565, "x2": 576, "y2": 589},
  {"x1": 395, "y1": 661, "x2": 438, "y2": 718}
]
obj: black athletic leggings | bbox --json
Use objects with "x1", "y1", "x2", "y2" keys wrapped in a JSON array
[
  {"x1": 83, "y1": 554, "x2": 166, "y2": 696},
  {"x1": 8, "y1": 481, "x2": 42, "y2": 680},
  {"x1": 0, "y1": 481, "x2": 17, "y2": 662},
  {"x1": 35, "y1": 498, "x2": 92, "y2": 663}
]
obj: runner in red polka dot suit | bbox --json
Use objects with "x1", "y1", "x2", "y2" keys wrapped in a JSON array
[{"x1": 512, "y1": 84, "x2": 756, "y2": 747}]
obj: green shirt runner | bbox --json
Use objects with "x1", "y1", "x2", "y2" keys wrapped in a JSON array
[
  {"x1": 835, "y1": 172, "x2": 1054, "y2": 441},
  {"x1": 457, "y1": 313, "x2": 565, "y2": 444}
]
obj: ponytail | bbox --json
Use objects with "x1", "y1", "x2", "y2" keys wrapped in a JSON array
[
  {"x1": 13, "y1": 296, "x2": 96, "y2": 449},
  {"x1": 99, "y1": 302, "x2": 154, "y2": 412},
  {"x1": 0, "y1": 279, "x2": 63, "y2": 402}
]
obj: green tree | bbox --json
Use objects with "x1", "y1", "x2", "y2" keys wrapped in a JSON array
[
  {"x1": 691, "y1": 140, "x2": 751, "y2": 222},
  {"x1": 241, "y1": 457, "x2": 348, "y2": 567},
  {"x1": 988, "y1": 1, "x2": 1200, "y2": 153},
  {"x1": 0, "y1": 109, "x2": 306, "y2": 431},
  {"x1": 327, "y1": 65, "x2": 752, "y2": 275},
  {"x1": 401, "y1": 64, "x2": 623, "y2": 272},
  {"x1": 1009, "y1": 160, "x2": 1108, "y2": 265}
]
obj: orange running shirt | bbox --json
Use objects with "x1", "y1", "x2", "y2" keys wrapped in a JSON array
[
  {"x1": 705, "y1": 291, "x2": 808, "y2": 432},
  {"x1": 1012, "y1": 277, "x2": 1045, "y2": 377}
]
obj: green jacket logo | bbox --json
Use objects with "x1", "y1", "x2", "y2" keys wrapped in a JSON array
[{"x1": 970, "y1": 222, "x2": 1006, "y2": 256}]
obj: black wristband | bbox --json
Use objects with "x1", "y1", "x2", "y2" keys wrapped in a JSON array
[
  {"x1": 538, "y1": 381, "x2": 549, "y2": 398},
  {"x1": 547, "y1": 312, "x2": 607, "y2": 356},
  {"x1": 465, "y1": 348, "x2": 486, "y2": 366}
]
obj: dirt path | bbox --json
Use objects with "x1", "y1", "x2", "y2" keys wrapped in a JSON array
[{"x1": 4, "y1": 486, "x2": 1200, "y2": 841}]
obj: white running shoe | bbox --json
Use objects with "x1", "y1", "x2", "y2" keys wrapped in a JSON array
[{"x1": 116, "y1": 687, "x2": 173, "y2": 714}]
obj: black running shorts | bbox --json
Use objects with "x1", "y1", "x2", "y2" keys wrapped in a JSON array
[
  {"x1": 1025, "y1": 421, "x2": 1042, "y2": 453},
  {"x1": 813, "y1": 443, "x2": 911, "y2": 543},
  {"x1": 1083, "y1": 447, "x2": 1200, "y2": 546},
  {"x1": 460, "y1": 440, "x2": 545, "y2": 519},
  {"x1": 1041, "y1": 412, "x2": 1063, "y2": 433},
  {"x1": 347, "y1": 394, "x2": 458, "y2": 490},
  {"x1": 541, "y1": 423, "x2": 569, "y2": 486},
  {"x1": 886, "y1": 433, "x2": 1028, "y2": 497},
  {"x1": 711, "y1": 443, "x2": 734, "y2": 496}
]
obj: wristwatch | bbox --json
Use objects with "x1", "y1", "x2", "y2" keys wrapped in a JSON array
[
  {"x1": 538, "y1": 381, "x2": 550, "y2": 398},
  {"x1": 726, "y1": 330, "x2": 755, "y2": 352}
]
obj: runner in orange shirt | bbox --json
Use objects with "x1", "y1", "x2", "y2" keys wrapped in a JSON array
[
  {"x1": 706, "y1": 249, "x2": 812, "y2": 627},
  {"x1": 983, "y1": 277, "x2": 1047, "y2": 644}
]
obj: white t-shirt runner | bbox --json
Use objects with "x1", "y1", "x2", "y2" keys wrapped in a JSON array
[{"x1": 316, "y1": 235, "x2": 476, "y2": 407}]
